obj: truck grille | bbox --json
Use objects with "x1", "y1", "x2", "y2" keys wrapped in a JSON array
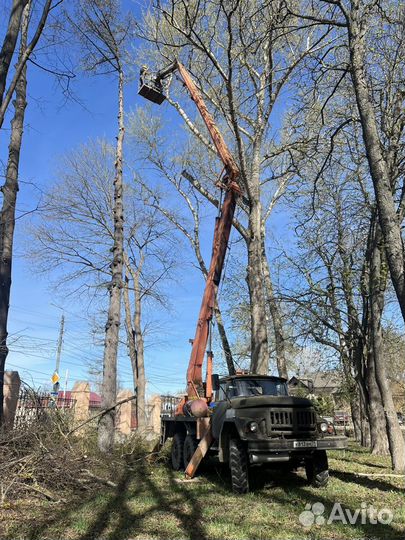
[
  {"x1": 268, "y1": 408, "x2": 316, "y2": 434},
  {"x1": 270, "y1": 410, "x2": 293, "y2": 425}
]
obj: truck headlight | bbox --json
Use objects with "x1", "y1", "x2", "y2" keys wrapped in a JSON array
[
  {"x1": 248, "y1": 421, "x2": 258, "y2": 433},
  {"x1": 319, "y1": 421, "x2": 328, "y2": 433}
]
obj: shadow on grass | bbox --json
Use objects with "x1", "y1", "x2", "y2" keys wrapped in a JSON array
[
  {"x1": 25, "y1": 455, "x2": 208, "y2": 540},
  {"x1": 19, "y1": 450, "x2": 403, "y2": 540},
  {"x1": 103, "y1": 460, "x2": 208, "y2": 540},
  {"x1": 331, "y1": 468, "x2": 404, "y2": 494},
  {"x1": 337, "y1": 456, "x2": 389, "y2": 469},
  {"x1": 257, "y1": 468, "x2": 402, "y2": 540},
  {"x1": 203, "y1": 462, "x2": 402, "y2": 539},
  {"x1": 273, "y1": 484, "x2": 401, "y2": 539}
]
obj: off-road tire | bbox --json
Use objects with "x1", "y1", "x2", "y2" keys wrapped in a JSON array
[
  {"x1": 183, "y1": 434, "x2": 199, "y2": 469},
  {"x1": 171, "y1": 432, "x2": 186, "y2": 470},
  {"x1": 305, "y1": 450, "x2": 329, "y2": 487},
  {"x1": 229, "y1": 438, "x2": 249, "y2": 494}
]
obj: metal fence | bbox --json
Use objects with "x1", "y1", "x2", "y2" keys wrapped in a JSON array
[
  {"x1": 13, "y1": 387, "x2": 76, "y2": 429},
  {"x1": 160, "y1": 395, "x2": 181, "y2": 417}
]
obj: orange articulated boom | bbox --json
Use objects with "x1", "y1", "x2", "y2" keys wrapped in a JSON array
[
  {"x1": 139, "y1": 60, "x2": 241, "y2": 411},
  {"x1": 185, "y1": 185, "x2": 238, "y2": 400},
  {"x1": 175, "y1": 63, "x2": 241, "y2": 405}
]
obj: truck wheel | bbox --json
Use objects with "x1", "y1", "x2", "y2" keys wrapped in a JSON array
[
  {"x1": 183, "y1": 434, "x2": 199, "y2": 469},
  {"x1": 305, "y1": 450, "x2": 329, "y2": 487},
  {"x1": 229, "y1": 438, "x2": 249, "y2": 494},
  {"x1": 171, "y1": 432, "x2": 186, "y2": 470}
]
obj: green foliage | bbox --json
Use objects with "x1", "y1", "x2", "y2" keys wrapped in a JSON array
[
  {"x1": 308, "y1": 394, "x2": 335, "y2": 416},
  {"x1": 294, "y1": 385, "x2": 308, "y2": 398}
]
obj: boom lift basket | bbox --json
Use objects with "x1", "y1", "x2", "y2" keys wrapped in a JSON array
[{"x1": 138, "y1": 71, "x2": 166, "y2": 105}]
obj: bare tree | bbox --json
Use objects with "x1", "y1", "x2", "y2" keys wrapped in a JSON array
[
  {"x1": 137, "y1": 0, "x2": 327, "y2": 376},
  {"x1": 294, "y1": 0, "x2": 405, "y2": 472},
  {"x1": 140, "y1": 174, "x2": 235, "y2": 375},
  {"x1": 346, "y1": 5, "x2": 405, "y2": 471},
  {"x1": 0, "y1": 0, "x2": 28, "y2": 109},
  {"x1": 0, "y1": 0, "x2": 65, "y2": 426},
  {"x1": 68, "y1": 0, "x2": 133, "y2": 452},
  {"x1": 365, "y1": 221, "x2": 405, "y2": 469},
  {"x1": 128, "y1": 110, "x2": 236, "y2": 375},
  {"x1": 282, "y1": 178, "x2": 390, "y2": 454},
  {"x1": 122, "y1": 200, "x2": 176, "y2": 430},
  {"x1": 122, "y1": 258, "x2": 145, "y2": 428},
  {"x1": 0, "y1": 0, "x2": 56, "y2": 129},
  {"x1": 282, "y1": 63, "x2": 405, "y2": 467},
  {"x1": 0, "y1": 0, "x2": 29, "y2": 426},
  {"x1": 28, "y1": 141, "x2": 175, "y2": 434},
  {"x1": 345, "y1": 2, "x2": 405, "y2": 322}
]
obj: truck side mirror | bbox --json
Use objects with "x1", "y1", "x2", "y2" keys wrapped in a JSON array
[{"x1": 211, "y1": 374, "x2": 220, "y2": 392}]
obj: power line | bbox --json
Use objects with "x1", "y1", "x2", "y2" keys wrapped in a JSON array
[{"x1": 9, "y1": 304, "x2": 93, "y2": 324}]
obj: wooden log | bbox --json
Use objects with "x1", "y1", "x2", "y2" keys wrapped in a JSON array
[{"x1": 185, "y1": 427, "x2": 213, "y2": 479}]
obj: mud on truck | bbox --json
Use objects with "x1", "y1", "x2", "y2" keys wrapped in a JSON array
[{"x1": 161, "y1": 375, "x2": 347, "y2": 494}]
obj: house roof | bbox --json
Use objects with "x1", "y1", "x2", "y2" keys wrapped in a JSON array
[
  {"x1": 288, "y1": 376, "x2": 311, "y2": 388},
  {"x1": 289, "y1": 371, "x2": 342, "y2": 392},
  {"x1": 304, "y1": 371, "x2": 342, "y2": 390},
  {"x1": 58, "y1": 390, "x2": 102, "y2": 403}
]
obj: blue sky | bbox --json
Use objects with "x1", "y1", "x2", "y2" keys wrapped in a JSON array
[
  {"x1": 1, "y1": 0, "x2": 216, "y2": 397},
  {"x1": 1, "y1": 0, "x2": 310, "y2": 399}
]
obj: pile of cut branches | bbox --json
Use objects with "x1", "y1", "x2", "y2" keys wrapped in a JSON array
[{"x1": 0, "y1": 407, "x2": 150, "y2": 505}]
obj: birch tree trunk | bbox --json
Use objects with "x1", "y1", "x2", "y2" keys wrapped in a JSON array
[
  {"x1": 98, "y1": 67, "x2": 125, "y2": 452},
  {"x1": 0, "y1": 1, "x2": 29, "y2": 426}
]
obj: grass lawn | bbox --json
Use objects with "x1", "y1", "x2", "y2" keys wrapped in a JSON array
[{"x1": 2, "y1": 442, "x2": 404, "y2": 540}]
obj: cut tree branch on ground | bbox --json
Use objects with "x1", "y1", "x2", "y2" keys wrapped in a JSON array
[{"x1": 353, "y1": 472, "x2": 405, "y2": 478}]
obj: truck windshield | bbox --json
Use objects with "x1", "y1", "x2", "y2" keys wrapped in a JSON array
[{"x1": 230, "y1": 379, "x2": 288, "y2": 397}]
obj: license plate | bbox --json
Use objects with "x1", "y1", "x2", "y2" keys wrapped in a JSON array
[{"x1": 293, "y1": 440, "x2": 317, "y2": 448}]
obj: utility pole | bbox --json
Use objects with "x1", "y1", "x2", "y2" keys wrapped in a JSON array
[
  {"x1": 55, "y1": 314, "x2": 65, "y2": 374},
  {"x1": 51, "y1": 314, "x2": 64, "y2": 398}
]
